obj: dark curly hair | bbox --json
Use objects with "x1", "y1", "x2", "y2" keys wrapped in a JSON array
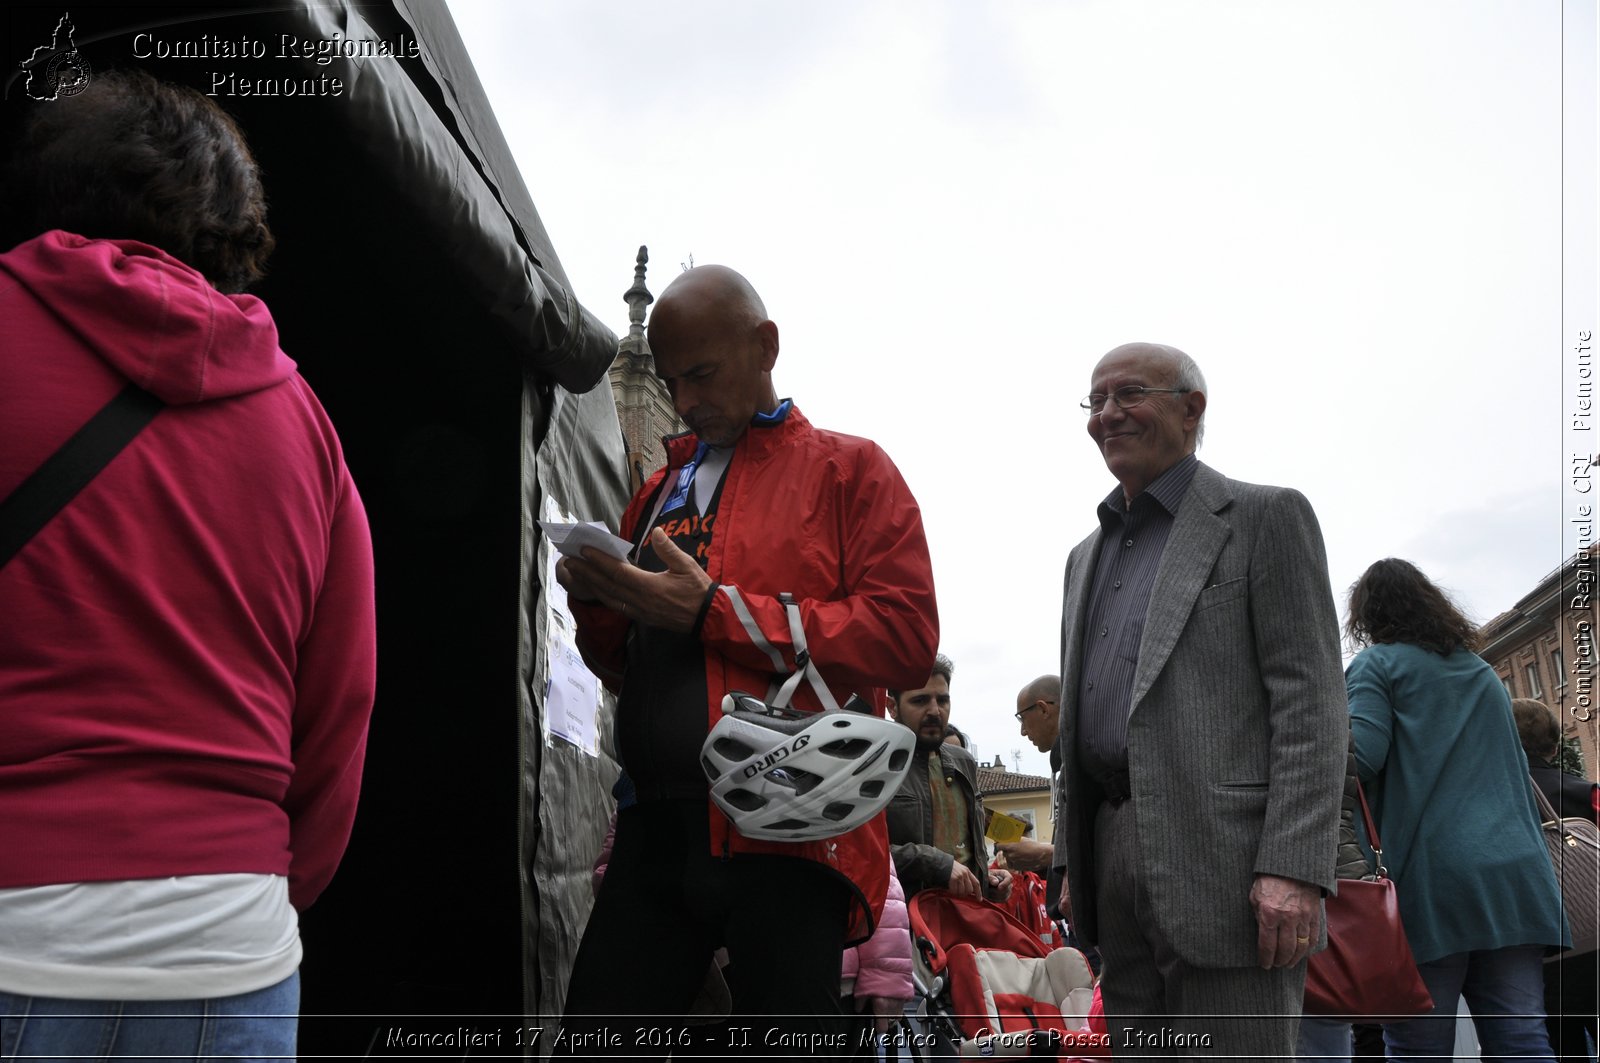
[
  {"x1": 4, "y1": 68, "x2": 273, "y2": 292},
  {"x1": 1345, "y1": 557, "x2": 1480, "y2": 655}
]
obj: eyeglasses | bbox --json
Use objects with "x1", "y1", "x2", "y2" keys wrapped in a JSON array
[
  {"x1": 1080, "y1": 386, "x2": 1191, "y2": 415},
  {"x1": 1014, "y1": 699, "x2": 1056, "y2": 721}
]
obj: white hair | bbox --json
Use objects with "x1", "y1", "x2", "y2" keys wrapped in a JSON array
[{"x1": 1166, "y1": 349, "x2": 1207, "y2": 448}]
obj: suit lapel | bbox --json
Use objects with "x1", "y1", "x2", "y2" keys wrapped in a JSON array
[{"x1": 1129, "y1": 463, "x2": 1233, "y2": 715}]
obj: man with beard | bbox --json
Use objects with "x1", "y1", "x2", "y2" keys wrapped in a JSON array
[{"x1": 885, "y1": 655, "x2": 1012, "y2": 902}]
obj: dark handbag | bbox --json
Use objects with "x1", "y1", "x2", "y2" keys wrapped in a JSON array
[
  {"x1": 1304, "y1": 778, "x2": 1434, "y2": 1016},
  {"x1": 1530, "y1": 777, "x2": 1600, "y2": 959}
]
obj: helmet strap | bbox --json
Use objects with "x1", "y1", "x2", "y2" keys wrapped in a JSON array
[{"x1": 768, "y1": 593, "x2": 841, "y2": 714}]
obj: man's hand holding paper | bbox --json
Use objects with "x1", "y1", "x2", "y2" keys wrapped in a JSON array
[{"x1": 555, "y1": 527, "x2": 713, "y2": 635}]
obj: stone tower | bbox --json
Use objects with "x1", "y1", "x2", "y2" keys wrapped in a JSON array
[{"x1": 607, "y1": 246, "x2": 684, "y2": 493}]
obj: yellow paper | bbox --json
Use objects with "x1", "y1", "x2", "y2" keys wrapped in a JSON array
[{"x1": 986, "y1": 809, "x2": 1028, "y2": 844}]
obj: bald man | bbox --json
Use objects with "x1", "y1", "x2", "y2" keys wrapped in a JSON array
[
  {"x1": 996, "y1": 675, "x2": 1061, "y2": 877},
  {"x1": 556, "y1": 266, "x2": 938, "y2": 1052},
  {"x1": 1052, "y1": 342, "x2": 1345, "y2": 1057}
]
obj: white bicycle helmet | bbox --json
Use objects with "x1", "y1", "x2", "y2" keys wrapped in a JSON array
[{"x1": 701, "y1": 690, "x2": 915, "y2": 842}]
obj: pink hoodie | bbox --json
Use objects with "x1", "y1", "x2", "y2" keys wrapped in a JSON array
[
  {"x1": 0, "y1": 231, "x2": 376, "y2": 910},
  {"x1": 841, "y1": 861, "x2": 913, "y2": 1001}
]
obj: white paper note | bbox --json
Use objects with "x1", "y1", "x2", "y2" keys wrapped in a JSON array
[
  {"x1": 545, "y1": 641, "x2": 600, "y2": 755},
  {"x1": 538, "y1": 520, "x2": 632, "y2": 562}
]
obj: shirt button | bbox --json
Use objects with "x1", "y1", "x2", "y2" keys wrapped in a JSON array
[
  {"x1": 1114, "y1": 580, "x2": 1122, "y2": 589},
  {"x1": 1100, "y1": 628, "x2": 1108, "y2": 637},
  {"x1": 1086, "y1": 682, "x2": 1095, "y2": 690},
  {"x1": 1124, "y1": 538, "x2": 1134, "y2": 548}
]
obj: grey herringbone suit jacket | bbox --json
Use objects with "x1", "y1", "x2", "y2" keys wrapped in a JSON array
[{"x1": 1050, "y1": 461, "x2": 1346, "y2": 969}]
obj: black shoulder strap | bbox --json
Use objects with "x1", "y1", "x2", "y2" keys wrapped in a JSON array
[{"x1": 0, "y1": 384, "x2": 164, "y2": 570}]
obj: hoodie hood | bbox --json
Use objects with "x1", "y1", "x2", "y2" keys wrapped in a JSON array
[{"x1": 3, "y1": 231, "x2": 296, "y2": 405}]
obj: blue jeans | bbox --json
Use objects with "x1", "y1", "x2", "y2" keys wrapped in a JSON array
[
  {"x1": 1296, "y1": 1013, "x2": 1352, "y2": 1061},
  {"x1": 0, "y1": 971, "x2": 297, "y2": 1062},
  {"x1": 1384, "y1": 946, "x2": 1554, "y2": 1063}
]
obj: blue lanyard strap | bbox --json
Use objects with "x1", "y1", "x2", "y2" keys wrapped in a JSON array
[
  {"x1": 661, "y1": 441, "x2": 709, "y2": 514},
  {"x1": 661, "y1": 401, "x2": 791, "y2": 514}
]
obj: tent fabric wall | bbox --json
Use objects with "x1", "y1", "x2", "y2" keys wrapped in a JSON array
[
  {"x1": 3, "y1": 0, "x2": 629, "y2": 1042},
  {"x1": 524, "y1": 381, "x2": 630, "y2": 1018}
]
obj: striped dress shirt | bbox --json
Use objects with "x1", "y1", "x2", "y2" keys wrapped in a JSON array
[{"x1": 1076, "y1": 453, "x2": 1199, "y2": 798}]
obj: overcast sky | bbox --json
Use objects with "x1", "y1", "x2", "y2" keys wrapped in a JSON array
[{"x1": 450, "y1": 0, "x2": 1595, "y2": 777}]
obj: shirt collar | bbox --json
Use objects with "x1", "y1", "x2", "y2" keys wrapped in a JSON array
[
  {"x1": 663, "y1": 398, "x2": 799, "y2": 466},
  {"x1": 1097, "y1": 452, "x2": 1200, "y2": 527},
  {"x1": 751, "y1": 398, "x2": 793, "y2": 427}
]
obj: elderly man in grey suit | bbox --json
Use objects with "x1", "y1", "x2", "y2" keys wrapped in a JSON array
[{"x1": 1050, "y1": 342, "x2": 1346, "y2": 1057}]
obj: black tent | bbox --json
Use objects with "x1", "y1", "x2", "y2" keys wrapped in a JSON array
[{"x1": 3, "y1": 2, "x2": 628, "y2": 1048}]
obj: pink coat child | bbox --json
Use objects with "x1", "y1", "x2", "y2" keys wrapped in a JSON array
[{"x1": 841, "y1": 860, "x2": 913, "y2": 1031}]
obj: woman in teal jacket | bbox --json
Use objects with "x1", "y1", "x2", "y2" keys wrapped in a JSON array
[{"x1": 1345, "y1": 558, "x2": 1567, "y2": 1063}]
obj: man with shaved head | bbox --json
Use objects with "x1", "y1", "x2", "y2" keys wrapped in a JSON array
[
  {"x1": 996, "y1": 675, "x2": 1061, "y2": 878},
  {"x1": 555, "y1": 265, "x2": 938, "y2": 1052},
  {"x1": 1052, "y1": 342, "x2": 1345, "y2": 1056}
]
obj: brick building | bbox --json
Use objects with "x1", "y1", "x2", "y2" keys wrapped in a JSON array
[{"x1": 1479, "y1": 547, "x2": 1600, "y2": 778}]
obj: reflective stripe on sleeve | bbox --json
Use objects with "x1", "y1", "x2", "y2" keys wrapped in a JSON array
[{"x1": 719, "y1": 585, "x2": 785, "y2": 672}]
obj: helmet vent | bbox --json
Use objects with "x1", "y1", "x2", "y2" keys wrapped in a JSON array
[
  {"x1": 859, "y1": 779, "x2": 884, "y2": 799},
  {"x1": 818, "y1": 738, "x2": 872, "y2": 759},
  {"x1": 713, "y1": 737, "x2": 756, "y2": 761},
  {"x1": 887, "y1": 748, "x2": 910, "y2": 772},
  {"x1": 822, "y1": 802, "x2": 854, "y2": 821},
  {"x1": 764, "y1": 766, "x2": 822, "y2": 795},
  {"x1": 724, "y1": 789, "x2": 766, "y2": 812},
  {"x1": 766, "y1": 818, "x2": 811, "y2": 832},
  {"x1": 851, "y1": 743, "x2": 888, "y2": 776}
]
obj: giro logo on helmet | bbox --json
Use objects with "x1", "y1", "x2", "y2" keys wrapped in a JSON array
[{"x1": 741, "y1": 734, "x2": 811, "y2": 779}]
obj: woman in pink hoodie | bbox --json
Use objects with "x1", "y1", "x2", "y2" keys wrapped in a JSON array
[{"x1": 0, "y1": 70, "x2": 375, "y2": 1060}]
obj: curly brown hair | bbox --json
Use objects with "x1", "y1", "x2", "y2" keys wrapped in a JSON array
[
  {"x1": 1345, "y1": 557, "x2": 1480, "y2": 655},
  {"x1": 4, "y1": 68, "x2": 273, "y2": 292}
]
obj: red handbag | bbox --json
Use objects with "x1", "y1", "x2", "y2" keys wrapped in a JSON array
[{"x1": 1304, "y1": 779, "x2": 1434, "y2": 1016}]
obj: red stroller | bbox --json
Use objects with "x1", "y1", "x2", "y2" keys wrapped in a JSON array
[{"x1": 906, "y1": 889, "x2": 1110, "y2": 1059}]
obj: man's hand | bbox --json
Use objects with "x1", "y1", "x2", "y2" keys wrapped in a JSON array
[
  {"x1": 1249, "y1": 873, "x2": 1322, "y2": 969},
  {"x1": 948, "y1": 861, "x2": 982, "y2": 899},
  {"x1": 1056, "y1": 875, "x2": 1073, "y2": 921},
  {"x1": 554, "y1": 528, "x2": 712, "y2": 633},
  {"x1": 996, "y1": 838, "x2": 1053, "y2": 873},
  {"x1": 554, "y1": 555, "x2": 606, "y2": 605},
  {"x1": 854, "y1": 995, "x2": 905, "y2": 1035},
  {"x1": 986, "y1": 867, "x2": 1014, "y2": 902}
]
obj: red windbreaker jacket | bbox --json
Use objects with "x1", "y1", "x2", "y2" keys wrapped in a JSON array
[{"x1": 570, "y1": 406, "x2": 938, "y2": 941}]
